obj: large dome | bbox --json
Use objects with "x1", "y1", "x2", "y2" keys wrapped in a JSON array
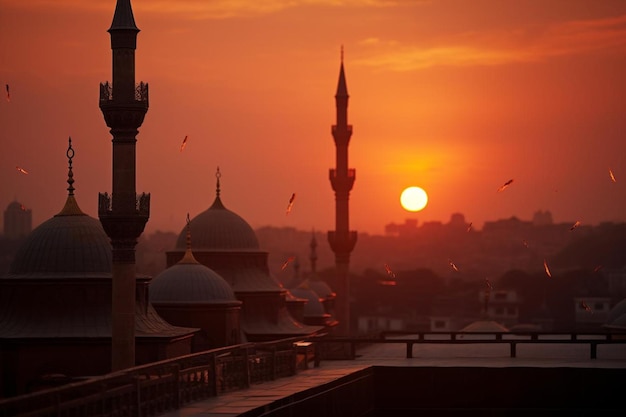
[
  {"x1": 7, "y1": 196, "x2": 112, "y2": 277},
  {"x1": 175, "y1": 196, "x2": 259, "y2": 251},
  {"x1": 150, "y1": 251, "x2": 237, "y2": 304}
]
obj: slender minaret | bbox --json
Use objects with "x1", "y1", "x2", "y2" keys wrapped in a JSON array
[
  {"x1": 98, "y1": 0, "x2": 150, "y2": 371},
  {"x1": 328, "y1": 49, "x2": 357, "y2": 336},
  {"x1": 310, "y1": 231, "x2": 318, "y2": 274}
]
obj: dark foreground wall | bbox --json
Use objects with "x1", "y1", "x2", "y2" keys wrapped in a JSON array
[{"x1": 242, "y1": 366, "x2": 625, "y2": 417}]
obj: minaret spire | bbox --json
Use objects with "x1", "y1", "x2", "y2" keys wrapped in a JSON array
[
  {"x1": 179, "y1": 213, "x2": 199, "y2": 264},
  {"x1": 98, "y1": 0, "x2": 150, "y2": 371},
  {"x1": 328, "y1": 49, "x2": 357, "y2": 336}
]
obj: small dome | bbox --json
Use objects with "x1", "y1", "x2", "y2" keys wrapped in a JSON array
[
  {"x1": 175, "y1": 196, "x2": 259, "y2": 251},
  {"x1": 308, "y1": 280, "x2": 335, "y2": 299},
  {"x1": 8, "y1": 197, "x2": 111, "y2": 277},
  {"x1": 460, "y1": 320, "x2": 509, "y2": 333},
  {"x1": 289, "y1": 287, "x2": 326, "y2": 317},
  {"x1": 150, "y1": 254, "x2": 237, "y2": 304}
]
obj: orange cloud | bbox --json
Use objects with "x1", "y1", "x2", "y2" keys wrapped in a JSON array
[{"x1": 356, "y1": 14, "x2": 626, "y2": 71}]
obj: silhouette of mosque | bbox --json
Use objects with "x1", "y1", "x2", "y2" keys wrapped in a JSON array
[
  {"x1": 0, "y1": 139, "x2": 196, "y2": 397},
  {"x1": 0, "y1": 0, "x2": 344, "y2": 397}
]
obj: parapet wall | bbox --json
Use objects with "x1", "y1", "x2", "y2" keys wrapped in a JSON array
[{"x1": 243, "y1": 366, "x2": 624, "y2": 416}]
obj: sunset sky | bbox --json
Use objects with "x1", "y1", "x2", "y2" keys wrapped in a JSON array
[{"x1": 1, "y1": 0, "x2": 625, "y2": 236}]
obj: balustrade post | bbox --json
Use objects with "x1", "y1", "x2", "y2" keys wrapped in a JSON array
[
  {"x1": 406, "y1": 342, "x2": 413, "y2": 359},
  {"x1": 211, "y1": 354, "x2": 219, "y2": 396},
  {"x1": 134, "y1": 376, "x2": 141, "y2": 417},
  {"x1": 272, "y1": 347, "x2": 277, "y2": 381},
  {"x1": 243, "y1": 347, "x2": 251, "y2": 388},
  {"x1": 590, "y1": 343, "x2": 597, "y2": 359},
  {"x1": 172, "y1": 365, "x2": 180, "y2": 410},
  {"x1": 510, "y1": 342, "x2": 517, "y2": 358}
]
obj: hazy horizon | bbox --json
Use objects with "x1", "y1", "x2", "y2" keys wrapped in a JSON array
[{"x1": 1, "y1": 0, "x2": 625, "y2": 236}]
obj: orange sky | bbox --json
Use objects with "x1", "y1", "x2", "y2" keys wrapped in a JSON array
[{"x1": 1, "y1": 0, "x2": 625, "y2": 236}]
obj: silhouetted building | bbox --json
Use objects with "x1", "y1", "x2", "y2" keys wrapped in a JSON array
[
  {"x1": 3, "y1": 201, "x2": 31, "y2": 239},
  {"x1": 286, "y1": 232, "x2": 338, "y2": 331},
  {"x1": 166, "y1": 170, "x2": 322, "y2": 342},
  {"x1": 328, "y1": 52, "x2": 357, "y2": 336},
  {"x1": 150, "y1": 219, "x2": 242, "y2": 351},
  {"x1": 0, "y1": 141, "x2": 194, "y2": 398}
]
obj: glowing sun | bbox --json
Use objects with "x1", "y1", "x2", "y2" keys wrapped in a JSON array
[{"x1": 400, "y1": 186, "x2": 428, "y2": 212}]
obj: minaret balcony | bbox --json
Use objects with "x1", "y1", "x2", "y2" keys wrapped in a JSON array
[
  {"x1": 329, "y1": 169, "x2": 356, "y2": 192},
  {"x1": 98, "y1": 192, "x2": 150, "y2": 241},
  {"x1": 332, "y1": 125, "x2": 352, "y2": 133},
  {"x1": 328, "y1": 230, "x2": 357, "y2": 254},
  {"x1": 99, "y1": 81, "x2": 149, "y2": 105}
]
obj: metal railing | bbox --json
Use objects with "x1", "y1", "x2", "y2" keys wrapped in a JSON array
[
  {"x1": 333, "y1": 331, "x2": 626, "y2": 360},
  {"x1": 0, "y1": 338, "x2": 304, "y2": 417}
]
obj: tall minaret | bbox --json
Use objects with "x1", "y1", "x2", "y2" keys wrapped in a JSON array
[
  {"x1": 328, "y1": 50, "x2": 357, "y2": 336},
  {"x1": 98, "y1": 0, "x2": 150, "y2": 371}
]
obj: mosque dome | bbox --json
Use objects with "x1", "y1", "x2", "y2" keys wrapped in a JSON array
[
  {"x1": 8, "y1": 204, "x2": 111, "y2": 276},
  {"x1": 308, "y1": 280, "x2": 335, "y2": 299},
  {"x1": 175, "y1": 170, "x2": 259, "y2": 251},
  {"x1": 150, "y1": 251, "x2": 237, "y2": 304},
  {"x1": 290, "y1": 287, "x2": 327, "y2": 317},
  {"x1": 7, "y1": 140, "x2": 111, "y2": 277}
]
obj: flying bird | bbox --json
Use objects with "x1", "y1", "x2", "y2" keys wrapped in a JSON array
[
  {"x1": 570, "y1": 221, "x2": 581, "y2": 231},
  {"x1": 543, "y1": 259, "x2": 552, "y2": 278},
  {"x1": 280, "y1": 256, "x2": 295, "y2": 271},
  {"x1": 179, "y1": 135, "x2": 188, "y2": 152},
  {"x1": 16, "y1": 166, "x2": 28, "y2": 175},
  {"x1": 609, "y1": 169, "x2": 617, "y2": 183},
  {"x1": 485, "y1": 278, "x2": 493, "y2": 291},
  {"x1": 522, "y1": 239, "x2": 529, "y2": 248},
  {"x1": 579, "y1": 300, "x2": 593, "y2": 314},
  {"x1": 384, "y1": 263, "x2": 396, "y2": 279},
  {"x1": 497, "y1": 179, "x2": 514, "y2": 193},
  {"x1": 448, "y1": 259, "x2": 459, "y2": 272},
  {"x1": 467, "y1": 222, "x2": 472, "y2": 232},
  {"x1": 285, "y1": 193, "x2": 296, "y2": 215},
  {"x1": 5, "y1": 84, "x2": 9, "y2": 102}
]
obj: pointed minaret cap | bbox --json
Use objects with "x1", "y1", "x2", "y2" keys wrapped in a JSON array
[
  {"x1": 56, "y1": 137, "x2": 86, "y2": 217},
  {"x1": 109, "y1": 0, "x2": 139, "y2": 32},
  {"x1": 336, "y1": 46, "x2": 348, "y2": 98},
  {"x1": 178, "y1": 213, "x2": 200, "y2": 264}
]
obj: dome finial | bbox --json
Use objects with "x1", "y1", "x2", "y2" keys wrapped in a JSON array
[
  {"x1": 55, "y1": 137, "x2": 85, "y2": 217},
  {"x1": 178, "y1": 212, "x2": 199, "y2": 264},
  {"x1": 215, "y1": 166, "x2": 221, "y2": 198},
  {"x1": 66, "y1": 137, "x2": 75, "y2": 196}
]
